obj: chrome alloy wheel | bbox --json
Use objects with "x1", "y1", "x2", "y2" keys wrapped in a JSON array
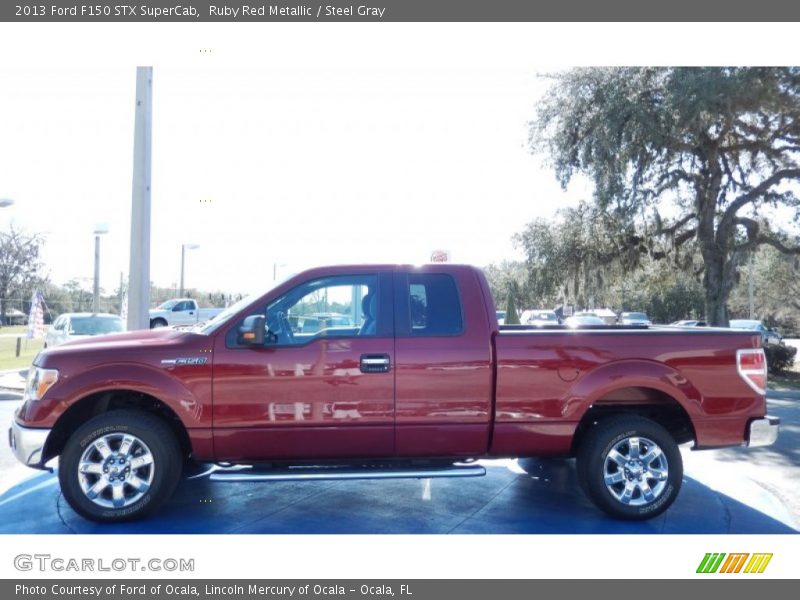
[
  {"x1": 77, "y1": 433, "x2": 155, "y2": 509},
  {"x1": 603, "y1": 436, "x2": 669, "y2": 506}
]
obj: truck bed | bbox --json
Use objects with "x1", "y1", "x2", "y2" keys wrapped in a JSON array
[{"x1": 491, "y1": 325, "x2": 764, "y2": 456}]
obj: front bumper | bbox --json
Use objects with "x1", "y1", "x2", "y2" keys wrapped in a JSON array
[
  {"x1": 8, "y1": 420, "x2": 51, "y2": 468},
  {"x1": 747, "y1": 416, "x2": 780, "y2": 448}
]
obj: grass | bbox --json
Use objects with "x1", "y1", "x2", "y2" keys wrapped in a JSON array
[
  {"x1": 768, "y1": 369, "x2": 800, "y2": 391},
  {"x1": 0, "y1": 333, "x2": 44, "y2": 371},
  {"x1": 0, "y1": 325, "x2": 29, "y2": 335}
]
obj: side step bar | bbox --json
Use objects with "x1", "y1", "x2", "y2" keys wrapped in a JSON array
[{"x1": 207, "y1": 463, "x2": 486, "y2": 483}]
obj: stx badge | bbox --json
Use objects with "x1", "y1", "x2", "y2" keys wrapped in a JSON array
[{"x1": 161, "y1": 357, "x2": 208, "y2": 366}]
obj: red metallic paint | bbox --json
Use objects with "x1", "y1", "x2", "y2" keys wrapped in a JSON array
[{"x1": 16, "y1": 264, "x2": 766, "y2": 465}]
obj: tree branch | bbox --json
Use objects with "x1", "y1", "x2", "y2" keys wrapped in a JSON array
[{"x1": 721, "y1": 168, "x2": 800, "y2": 228}]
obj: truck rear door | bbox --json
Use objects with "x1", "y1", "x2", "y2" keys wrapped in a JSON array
[{"x1": 393, "y1": 266, "x2": 494, "y2": 457}]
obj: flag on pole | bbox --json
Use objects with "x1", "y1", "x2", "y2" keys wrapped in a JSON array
[{"x1": 26, "y1": 289, "x2": 45, "y2": 340}]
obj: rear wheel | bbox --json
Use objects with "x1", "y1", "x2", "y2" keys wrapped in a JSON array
[
  {"x1": 576, "y1": 416, "x2": 682, "y2": 520},
  {"x1": 59, "y1": 410, "x2": 182, "y2": 522}
]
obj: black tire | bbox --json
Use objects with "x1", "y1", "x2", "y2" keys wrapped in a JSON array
[
  {"x1": 150, "y1": 318, "x2": 167, "y2": 329},
  {"x1": 59, "y1": 410, "x2": 182, "y2": 522},
  {"x1": 576, "y1": 415, "x2": 682, "y2": 520}
]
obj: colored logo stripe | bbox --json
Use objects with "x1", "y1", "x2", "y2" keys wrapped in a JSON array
[
  {"x1": 697, "y1": 553, "x2": 726, "y2": 573},
  {"x1": 697, "y1": 553, "x2": 772, "y2": 574},
  {"x1": 744, "y1": 554, "x2": 773, "y2": 574}
]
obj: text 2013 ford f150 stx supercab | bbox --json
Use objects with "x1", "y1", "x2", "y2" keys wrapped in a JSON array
[{"x1": 9, "y1": 264, "x2": 779, "y2": 522}]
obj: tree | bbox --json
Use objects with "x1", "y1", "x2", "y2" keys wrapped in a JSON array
[
  {"x1": 483, "y1": 261, "x2": 530, "y2": 310},
  {"x1": 531, "y1": 67, "x2": 800, "y2": 325},
  {"x1": 728, "y1": 244, "x2": 800, "y2": 331},
  {"x1": 504, "y1": 288, "x2": 520, "y2": 324},
  {"x1": 0, "y1": 225, "x2": 45, "y2": 324},
  {"x1": 515, "y1": 201, "x2": 637, "y2": 309}
]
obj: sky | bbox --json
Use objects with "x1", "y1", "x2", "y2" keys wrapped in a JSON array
[
  {"x1": 0, "y1": 63, "x2": 587, "y2": 297},
  {"x1": 3, "y1": 21, "x2": 798, "y2": 299}
]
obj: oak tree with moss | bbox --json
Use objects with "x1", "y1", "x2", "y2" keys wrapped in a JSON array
[{"x1": 531, "y1": 67, "x2": 800, "y2": 325}]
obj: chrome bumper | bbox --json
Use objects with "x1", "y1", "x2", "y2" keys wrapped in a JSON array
[
  {"x1": 8, "y1": 420, "x2": 50, "y2": 468},
  {"x1": 747, "y1": 416, "x2": 780, "y2": 448}
]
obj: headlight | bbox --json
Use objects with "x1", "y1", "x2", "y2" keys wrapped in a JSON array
[{"x1": 24, "y1": 367, "x2": 59, "y2": 401}]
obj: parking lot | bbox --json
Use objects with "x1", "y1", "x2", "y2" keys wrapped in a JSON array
[{"x1": 1, "y1": 377, "x2": 797, "y2": 534}]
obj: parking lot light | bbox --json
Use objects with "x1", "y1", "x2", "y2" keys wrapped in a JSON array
[
  {"x1": 180, "y1": 243, "x2": 200, "y2": 297},
  {"x1": 93, "y1": 224, "x2": 110, "y2": 314}
]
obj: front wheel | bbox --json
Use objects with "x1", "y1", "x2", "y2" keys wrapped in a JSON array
[
  {"x1": 58, "y1": 410, "x2": 183, "y2": 522},
  {"x1": 576, "y1": 416, "x2": 682, "y2": 520},
  {"x1": 150, "y1": 318, "x2": 167, "y2": 329}
]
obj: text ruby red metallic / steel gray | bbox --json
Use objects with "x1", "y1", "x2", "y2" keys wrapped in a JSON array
[{"x1": 17, "y1": 264, "x2": 766, "y2": 464}]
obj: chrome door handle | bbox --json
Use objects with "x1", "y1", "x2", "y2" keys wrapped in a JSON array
[{"x1": 360, "y1": 354, "x2": 391, "y2": 373}]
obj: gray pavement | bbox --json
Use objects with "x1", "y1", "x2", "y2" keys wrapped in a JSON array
[{"x1": 0, "y1": 387, "x2": 797, "y2": 534}]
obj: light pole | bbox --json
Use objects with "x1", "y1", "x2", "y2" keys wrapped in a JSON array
[
  {"x1": 179, "y1": 244, "x2": 200, "y2": 297},
  {"x1": 0, "y1": 199, "x2": 14, "y2": 324},
  {"x1": 93, "y1": 224, "x2": 110, "y2": 313},
  {"x1": 273, "y1": 262, "x2": 287, "y2": 281}
]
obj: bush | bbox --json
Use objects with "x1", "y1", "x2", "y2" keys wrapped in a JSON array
[{"x1": 764, "y1": 343, "x2": 797, "y2": 374}]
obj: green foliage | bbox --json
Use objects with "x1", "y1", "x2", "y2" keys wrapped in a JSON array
[
  {"x1": 764, "y1": 344, "x2": 797, "y2": 375},
  {"x1": 0, "y1": 225, "x2": 45, "y2": 321},
  {"x1": 504, "y1": 291, "x2": 520, "y2": 325},
  {"x1": 483, "y1": 261, "x2": 531, "y2": 311},
  {"x1": 531, "y1": 67, "x2": 800, "y2": 325}
]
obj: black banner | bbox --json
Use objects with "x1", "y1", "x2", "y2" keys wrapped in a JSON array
[{"x1": 3, "y1": 0, "x2": 800, "y2": 22}]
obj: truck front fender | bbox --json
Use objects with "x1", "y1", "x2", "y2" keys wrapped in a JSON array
[{"x1": 28, "y1": 362, "x2": 209, "y2": 429}]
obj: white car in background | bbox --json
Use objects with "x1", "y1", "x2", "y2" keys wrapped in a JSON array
[
  {"x1": 44, "y1": 313, "x2": 126, "y2": 348},
  {"x1": 521, "y1": 309, "x2": 559, "y2": 326},
  {"x1": 564, "y1": 313, "x2": 606, "y2": 328},
  {"x1": 620, "y1": 311, "x2": 652, "y2": 326}
]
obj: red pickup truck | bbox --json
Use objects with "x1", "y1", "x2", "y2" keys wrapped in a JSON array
[{"x1": 9, "y1": 264, "x2": 778, "y2": 523}]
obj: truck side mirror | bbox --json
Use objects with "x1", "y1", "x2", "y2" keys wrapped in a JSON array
[{"x1": 239, "y1": 315, "x2": 266, "y2": 345}]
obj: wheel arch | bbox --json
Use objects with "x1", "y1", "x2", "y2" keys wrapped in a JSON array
[
  {"x1": 44, "y1": 389, "x2": 193, "y2": 463},
  {"x1": 571, "y1": 384, "x2": 697, "y2": 455}
]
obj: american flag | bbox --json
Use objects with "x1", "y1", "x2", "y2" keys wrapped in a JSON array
[{"x1": 26, "y1": 289, "x2": 46, "y2": 340}]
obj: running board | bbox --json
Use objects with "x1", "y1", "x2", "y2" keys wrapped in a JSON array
[{"x1": 207, "y1": 464, "x2": 486, "y2": 483}]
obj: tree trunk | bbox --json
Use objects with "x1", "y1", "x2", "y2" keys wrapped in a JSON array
[{"x1": 701, "y1": 244, "x2": 736, "y2": 326}]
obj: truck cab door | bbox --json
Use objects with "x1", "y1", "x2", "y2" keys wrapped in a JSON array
[
  {"x1": 171, "y1": 300, "x2": 194, "y2": 326},
  {"x1": 393, "y1": 268, "x2": 494, "y2": 457},
  {"x1": 212, "y1": 271, "x2": 395, "y2": 461}
]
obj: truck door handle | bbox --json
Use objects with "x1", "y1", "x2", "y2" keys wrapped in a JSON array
[{"x1": 360, "y1": 354, "x2": 391, "y2": 373}]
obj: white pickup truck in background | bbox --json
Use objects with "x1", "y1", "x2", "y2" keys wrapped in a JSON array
[{"x1": 149, "y1": 298, "x2": 224, "y2": 328}]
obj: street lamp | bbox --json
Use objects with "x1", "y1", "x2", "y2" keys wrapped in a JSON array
[
  {"x1": 0, "y1": 198, "x2": 14, "y2": 208},
  {"x1": 93, "y1": 224, "x2": 110, "y2": 314},
  {"x1": 273, "y1": 262, "x2": 287, "y2": 281},
  {"x1": 180, "y1": 243, "x2": 200, "y2": 297}
]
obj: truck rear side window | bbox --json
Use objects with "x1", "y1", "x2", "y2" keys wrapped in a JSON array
[{"x1": 407, "y1": 274, "x2": 463, "y2": 336}]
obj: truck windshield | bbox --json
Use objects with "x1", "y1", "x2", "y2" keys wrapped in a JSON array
[
  {"x1": 196, "y1": 279, "x2": 286, "y2": 335},
  {"x1": 157, "y1": 300, "x2": 178, "y2": 310}
]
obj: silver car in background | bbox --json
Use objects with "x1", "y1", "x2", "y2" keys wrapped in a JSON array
[{"x1": 44, "y1": 313, "x2": 126, "y2": 348}]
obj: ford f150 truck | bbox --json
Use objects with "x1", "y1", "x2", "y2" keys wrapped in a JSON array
[
  {"x1": 149, "y1": 298, "x2": 224, "y2": 329},
  {"x1": 9, "y1": 264, "x2": 778, "y2": 522}
]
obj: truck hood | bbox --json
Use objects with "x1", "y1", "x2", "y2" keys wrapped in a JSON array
[{"x1": 37, "y1": 328, "x2": 204, "y2": 364}]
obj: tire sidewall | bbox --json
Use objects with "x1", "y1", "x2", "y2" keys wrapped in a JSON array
[
  {"x1": 59, "y1": 413, "x2": 180, "y2": 522},
  {"x1": 581, "y1": 419, "x2": 683, "y2": 520}
]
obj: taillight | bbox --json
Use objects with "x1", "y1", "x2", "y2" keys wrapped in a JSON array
[{"x1": 737, "y1": 348, "x2": 767, "y2": 395}]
